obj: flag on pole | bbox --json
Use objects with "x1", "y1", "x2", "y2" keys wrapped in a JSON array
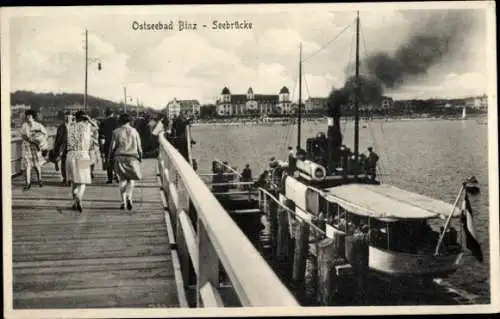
[
  {"x1": 464, "y1": 176, "x2": 480, "y2": 195},
  {"x1": 461, "y1": 191, "x2": 483, "y2": 263}
]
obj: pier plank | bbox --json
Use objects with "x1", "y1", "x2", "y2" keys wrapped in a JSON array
[{"x1": 10, "y1": 159, "x2": 181, "y2": 308}]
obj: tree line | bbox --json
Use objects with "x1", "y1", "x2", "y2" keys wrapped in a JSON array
[{"x1": 10, "y1": 90, "x2": 160, "y2": 119}]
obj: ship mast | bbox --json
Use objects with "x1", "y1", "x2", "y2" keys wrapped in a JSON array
[
  {"x1": 354, "y1": 11, "x2": 360, "y2": 163},
  {"x1": 297, "y1": 43, "x2": 303, "y2": 151}
]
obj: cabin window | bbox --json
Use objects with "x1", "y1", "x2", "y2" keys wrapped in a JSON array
[
  {"x1": 305, "y1": 188, "x2": 320, "y2": 215},
  {"x1": 326, "y1": 202, "x2": 339, "y2": 225},
  {"x1": 374, "y1": 220, "x2": 446, "y2": 254},
  {"x1": 318, "y1": 196, "x2": 327, "y2": 216},
  {"x1": 366, "y1": 218, "x2": 389, "y2": 250}
]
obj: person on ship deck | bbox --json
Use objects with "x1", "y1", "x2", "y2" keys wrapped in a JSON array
[
  {"x1": 241, "y1": 164, "x2": 252, "y2": 190},
  {"x1": 365, "y1": 146, "x2": 379, "y2": 181}
]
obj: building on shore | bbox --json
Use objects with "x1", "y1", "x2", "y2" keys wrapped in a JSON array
[
  {"x1": 216, "y1": 86, "x2": 291, "y2": 117},
  {"x1": 381, "y1": 96, "x2": 394, "y2": 110},
  {"x1": 65, "y1": 104, "x2": 85, "y2": 113},
  {"x1": 165, "y1": 98, "x2": 201, "y2": 119},
  {"x1": 358, "y1": 96, "x2": 394, "y2": 112},
  {"x1": 304, "y1": 97, "x2": 328, "y2": 113},
  {"x1": 302, "y1": 95, "x2": 394, "y2": 114},
  {"x1": 465, "y1": 94, "x2": 488, "y2": 111},
  {"x1": 11, "y1": 104, "x2": 31, "y2": 127}
]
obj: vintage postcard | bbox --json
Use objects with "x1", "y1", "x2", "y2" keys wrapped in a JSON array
[{"x1": 1, "y1": 2, "x2": 498, "y2": 318}]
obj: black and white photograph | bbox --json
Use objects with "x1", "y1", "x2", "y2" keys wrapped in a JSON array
[{"x1": 2, "y1": 2, "x2": 498, "y2": 318}]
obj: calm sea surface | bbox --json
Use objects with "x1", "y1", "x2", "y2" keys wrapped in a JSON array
[{"x1": 191, "y1": 118, "x2": 491, "y2": 304}]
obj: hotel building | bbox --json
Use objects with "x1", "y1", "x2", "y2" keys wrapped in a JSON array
[{"x1": 216, "y1": 86, "x2": 292, "y2": 117}]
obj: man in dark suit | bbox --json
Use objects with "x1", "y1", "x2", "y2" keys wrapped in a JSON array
[
  {"x1": 170, "y1": 112, "x2": 196, "y2": 160},
  {"x1": 53, "y1": 111, "x2": 73, "y2": 185},
  {"x1": 99, "y1": 108, "x2": 118, "y2": 183}
]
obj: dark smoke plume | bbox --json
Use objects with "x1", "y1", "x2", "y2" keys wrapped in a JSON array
[
  {"x1": 326, "y1": 75, "x2": 383, "y2": 117},
  {"x1": 347, "y1": 10, "x2": 484, "y2": 89}
]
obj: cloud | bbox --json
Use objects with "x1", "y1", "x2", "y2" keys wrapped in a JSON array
[
  {"x1": 7, "y1": 6, "x2": 491, "y2": 108},
  {"x1": 10, "y1": 22, "x2": 130, "y2": 102},
  {"x1": 257, "y1": 28, "x2": 321, "y2": 56},
  {"x1": 389, "y1": 72, "x2": 487, "y2": 99}
]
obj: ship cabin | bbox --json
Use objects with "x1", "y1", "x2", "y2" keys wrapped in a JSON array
[
  {"x1": 288, "y1": 137, "x2": 380, "y2": 189},
  {"x1": 284, "y1": 176, "x2": 465, "y2": 277}
]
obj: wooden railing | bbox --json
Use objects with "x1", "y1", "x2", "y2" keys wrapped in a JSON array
[
  {"x1": 157, "y1": 133, "x2": 299, "y2": 307},
  {"x1": 11, "y1": 137, "x2": 24, "y2": 177}
]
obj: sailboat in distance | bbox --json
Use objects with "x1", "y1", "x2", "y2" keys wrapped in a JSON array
[
  {"x1": 253, "y1": 11, "x2": 478, "y2": 280},
  {"x1": 462, "y1": 105, "x2": 467, "y2": 120}
]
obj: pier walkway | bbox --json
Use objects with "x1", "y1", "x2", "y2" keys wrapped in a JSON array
[
  {"x1": 8, "y1": 133, "x2": 299, "y2": 310},
  {"x1": 11, "y1": 160, "x2": 181, "y2": 308}
]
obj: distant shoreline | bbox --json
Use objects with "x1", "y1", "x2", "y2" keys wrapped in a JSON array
[
  {"x1": 10, "y1": 113, "x2": 487, "y2": 138},
  {"x1": 192, "y1": 113, "x2": 487, "y2": 127}
]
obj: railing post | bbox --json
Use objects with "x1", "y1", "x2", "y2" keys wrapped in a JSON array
[
  {"x1": 196, "y1": 220, "x2": 221, "y2": 307},
  {"x1": 177, "y1": 177, "x2": 197, "y2": 289}
]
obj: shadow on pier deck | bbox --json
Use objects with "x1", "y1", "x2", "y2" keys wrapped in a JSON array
[{"x1": 11, "y1": 159, "x2": 182, "y2": 308}]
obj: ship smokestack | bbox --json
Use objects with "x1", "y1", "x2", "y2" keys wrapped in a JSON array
[{"x1": 327, "y1": 116, "x2": 342, "y2": 174}]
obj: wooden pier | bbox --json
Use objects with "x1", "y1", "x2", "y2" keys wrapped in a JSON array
[
  {"x1": 11, "y1": 160, "x2": 181, "y2": 308},
  {"x1": 8, "y1": 129, "x2": 480, "y2": 312},
  {"x1": 8, "y1": 132, "x2": 299, "y2": 311}
]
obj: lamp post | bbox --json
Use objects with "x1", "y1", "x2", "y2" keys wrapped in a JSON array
[{"x1": 83, "y1": 29, "x2": 102, "y2": 112}]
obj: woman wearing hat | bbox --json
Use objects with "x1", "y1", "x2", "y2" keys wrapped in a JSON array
[
  {"x1": 108, "y1": 113, "x2": 143, "y2": 210},
  {"x1": 66, "y1": 110, "x2": 98, "y2": 212},
  {"x1": 20, "y1": 109, "x2": 48, "y2": 189}
]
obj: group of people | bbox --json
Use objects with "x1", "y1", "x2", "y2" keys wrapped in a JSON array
[
  {"x1": 210, "y1": 161, "x2": 253, "y2": 193},
  {"x1": 307, "y1": 130, "x2": 380, "y2": 180},
  {"x1": 151, "y1": 111, "x2": 195, "y2": 161},
  {"x1": 20, "y1": 108, "x2": 143, "y2": 213}
]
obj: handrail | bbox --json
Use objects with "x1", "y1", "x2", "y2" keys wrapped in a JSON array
[
  {"x1": 185, "y1": 125, "x2": 194, "y2": 166},
  {"x1": 158, "y1": 134, "x2": 299, "y2": 307},
  {"x1": 214, "y1": 158, "x2": 242, "y2": 177},
  {"x1": 258, "y1": 187, "x2": 327, "y2": 237},
  {"x1": 208, "y1": 181, "x2": 255, "y2": 186}
]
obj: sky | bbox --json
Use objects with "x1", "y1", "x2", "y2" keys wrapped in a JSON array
[{"x1": 5, "y1": 3, "x2": 494, "y2": 109}]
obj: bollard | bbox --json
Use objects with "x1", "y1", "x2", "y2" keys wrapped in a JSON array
[
  {"x1": 268, "y1": 199, "x2": 279, "y2": 266},
  {"x1": 276, "y1": 205, "x2": 292, "y2": 274},
  {"x1": 345, "y1": 233, "x2": 370, "y2": 303},
  {"x1": 292, "y1": 221, "x2": 310, "y2": 289},
  {"x1": 316, "y1": 238, "x2": 337, "y2": 305}
]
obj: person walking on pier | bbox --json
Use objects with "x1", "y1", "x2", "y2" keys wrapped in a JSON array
[
  {"x1": 99, "y1": 108, "x2": 118, "y2": 184},
  {"x1": 66, "y1": 111, "x2": 98, "y2": 212},
  {"x1": 20, "y1": 110, "x2": 48, "y2": 189},
  {"x1": 171, "y1": 112, "x2": 195, "y2": 160},
  {"x1": 108, "y1": 113, "x2": 143, "y2": 211},
  {"x1": 89, "y1": 118, "x2": 101, "y2": 180},
  {"x1": 53, "y1": 111, "x2": 73, "y2": 186}
]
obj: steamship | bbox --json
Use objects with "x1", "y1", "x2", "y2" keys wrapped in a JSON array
[{"x1": 212, "y1": 12, "x2": 476, "y2": 280}]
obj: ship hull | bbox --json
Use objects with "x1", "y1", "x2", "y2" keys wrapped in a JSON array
[{"x1": 368, "y1": 246, "x2": 463, "y2": 278}]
